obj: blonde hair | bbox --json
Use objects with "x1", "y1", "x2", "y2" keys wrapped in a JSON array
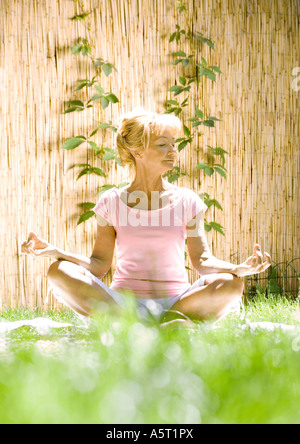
[{"x1": 116, "y1": 106, "x2": 182, "y2": 174}]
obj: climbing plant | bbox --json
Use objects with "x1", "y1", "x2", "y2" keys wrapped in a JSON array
[
  {"x1": 163, "y1": 0, "x2": 228, "y2": 236},
  {"x1": 60, "y1": 2, "x2": 122, "y2": 225},
  {"x1": 60, "y1": 0, "x2": 228, "y2": 241}
]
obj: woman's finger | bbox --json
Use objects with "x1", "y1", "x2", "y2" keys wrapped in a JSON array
[
  {"x1": 264, "y1": 252, "x2": 272, "y2": 263},
  {"x1": 28, "y1": 247, "x2": 40, "y2": 256},
  {"x1": 255, "y1": 246, "x2": 263, "y2": 263},
  {"x1": 252, "y1": 254, "x2": 258, "y2": 266}
]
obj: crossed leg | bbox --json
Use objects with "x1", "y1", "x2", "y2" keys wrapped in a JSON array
[
  {"x1": 47, "y1": 260, "x2": 121, "y2": 317},
  {"x1": 47, "y1": 261, "x2": 244, "y2": 326},
  {"x1": 162, "y1": 273, "x2": 244, "y2": 325}
]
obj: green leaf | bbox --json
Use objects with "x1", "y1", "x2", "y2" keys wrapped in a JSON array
[
  {"x1": 77, "y1": 211, "x2": 95, "y2": 226},
  {"x1": 179, "y1": 76, "x2": 186, "y2": 85},
  {"x1": 87, "y1": 141, "x2": 100, "y2": 151},
  {"x1": 99, "y1": 185, "x2": 116, "y2": 193},
  {"x1": 210, "y1": 65, "x2": 222, "y2": 73},
  {"x1": 105, "y1": 62, "x2": 118, "y2": 73},
  {"x1": 195, "y1": 108, "x2": 203, "y2": 119},
  {"x1": 101, "y1": 97, "x2": 109, "y2": 109},
  {"x1": 171, "y1": 59, "x2": 182, "y2": 66},
  {"x1": 178, "y1": 140, "x2": 188, "y2": 151},
  {"x1": 71, "y1": 44, "x2": 83, "y2": 54},
  {"x1": 68, "y1": 163, "x2": 90, "y2": 170},
  {"x1": 75, "y1": 82, "x2": 89, "y2": 91},
  {"x1": 102, "y1": 64, "x2": 113, "y2": 76},
  {"x1": 92, "y1": 167, "x2": 106, "y2": 177},
  {"x1": 169, "y1": 32, "x2": 176, "y2": 42},
  {"x1": 89, "y1": 94, "x2": 103, "y2": 103},
  {"x1": 78, "y1": 202, "x2": 97, "y2": 209},
  {"x1": 195, "y1": 163, "x2": 207, "y2": 170},
  {"x1": 208, "y1": 199, "x2": 223, "y2": 211},
  {"x1": 213, "y1": 163, "x2": 228, "y2": 171},
  {"x1": 181, "y1": 97, "x2": 189, "y2": 106},
  {"x1": 61, "y1": 137, "x2": 85, "y2": 150},
  {"x1": 207, "y1": 145, "x2": 229, "y2": 155},
  {"x1": 103, "y1": 153, "x2": 115, "y2": 161},
  {"x1": 66, "y1": 100, "x2": 84, "y2": 107},
  {"x1": 192, "y1": 121, "x2": 203, "y2": 127},
  {"x1": 77, "y1": 168, "x2": 91, "y2": 180},
  {"x1": 199, "y1": 67, "x2": 216, "y2": 82},
  {"x1": 62, "y1": 106, "x2": 83, "y2": 114},
  {"x1": 182, "y1": 59, "x2": 190, "y2": 67},
  {"x1": 103, "y1": 147, "x2": 114, "y2": 153},
  {"x1": 214, "y1": 167, "x2": 227, "y2": 179},
  {"x1": 201, "y1": 56, "x2": 208, "y2": 66},
  {"x1": 168, "y1": 174, "x2": 179, "y2": 183},
  {"x1": 204, "y1": 167, "x2": 214, "y2": 176},
  {"x1": 98, "y1": 123, "x2": 112, "y2": 129},
  {"x1": 89, "y1": 128, "x2": 100, "y2": 137},
  {"x1": 166, "y1": 100, "x2": 179, "y2": 105},
  {"x1": 81, "y1": 46, "x2": 92, "y2": 57},
  {"x1": 202, "y1": 120, "x2": 215, "y2": 127},
  {"x1": 106, "y1": 93, "x2": 119, "y2": 103},
  {"x1": 173, "y1": 51, "x2": 186, "y2": 57},
  {"x1": 94, "y1": 85, "x2": 105, "y2": 93},
  {"x1": 168, "y1": 85, "x2": 182, "y2": 92},
  {"x1": 71, "y1": 13, "x2": 92, "y2": 21},
  {"x1": 207, "y1": 116, "x2": 222, "y2": 121},
  {"x1": 94, "y1": 59, "x2": 104, "y2": 67},
  {"x1": 195, "y1": 32, "x2": 215, "y2": 50},
  {"x1": 209, "y1": 221, "x2": 225, "y2": 235},
  {"x1": 183, "y1": 125, "x2": 190, "y2": 137}
]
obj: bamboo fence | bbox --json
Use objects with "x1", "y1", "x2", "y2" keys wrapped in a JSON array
[{"x1": 0, "y1": 0, "x2": 299, "y2": 309}]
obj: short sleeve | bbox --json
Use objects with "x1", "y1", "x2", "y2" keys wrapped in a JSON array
[
  {"x1": 183, "y1": 188, "x2": 208, "y2": 224},
  {"x1": 92, "y1": 189, "x2": 114, "y2": 226}
]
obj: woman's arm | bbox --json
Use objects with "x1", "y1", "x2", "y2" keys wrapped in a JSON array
[
  {"x1": 195, "y1": 255, "x2": 238, "y2": 275},
  {"x1": 193, "y1": 247, "x2": 272, "y2": 277},
  {"x1": 21, "y1": 220, "x2": 116, "y2": 279},
  {"x1": 54, "y1": 248, "x2": 110, "y2": 279},
  {"x1": 55, "y1": 221, "x2": 116, "y2": 278}
]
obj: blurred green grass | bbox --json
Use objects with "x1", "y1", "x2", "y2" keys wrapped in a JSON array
[{"x1": 0, "y1": 293, "x2": 300, "y2": 424}]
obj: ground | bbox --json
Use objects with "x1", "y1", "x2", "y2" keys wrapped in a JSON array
[{"x1": 0, "y1": 292, "x2": 299, "y2": 424}]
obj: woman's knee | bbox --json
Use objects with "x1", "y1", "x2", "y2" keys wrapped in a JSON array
[
  {"x1": 47, "y1": 260, "x2": 62, "y2": 281},
  {"x1": 205, "y1": 273, "x2": 244, "y2": 291},
  {"x1": 47, "y1": 260, "x2": 85, "y2": 283}
]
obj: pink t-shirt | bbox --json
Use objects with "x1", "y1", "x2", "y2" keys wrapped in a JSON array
[{"x1": 92, "y1": 186, "x2": 208, "y2": 298}]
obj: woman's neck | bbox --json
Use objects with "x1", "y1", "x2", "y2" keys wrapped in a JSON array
[{"x1": 127, "y1": 177, "x2": 170, "y2": 197}]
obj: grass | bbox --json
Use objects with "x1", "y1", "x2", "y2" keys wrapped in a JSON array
[{"x1": 0, "y1": 293, "x2": 300, "y2": 424}]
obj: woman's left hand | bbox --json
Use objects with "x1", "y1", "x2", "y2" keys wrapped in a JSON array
[{"x1": 234, "y1": 244, "x2": 272, "y2": 277}]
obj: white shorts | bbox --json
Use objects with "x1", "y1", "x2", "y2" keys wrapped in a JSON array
[
  {"x1": 47, "y1": 266, "x2": 209, "y2": 322},
  {"x1": 84, "y1": 270, "x2": 209, "y2": 322}
]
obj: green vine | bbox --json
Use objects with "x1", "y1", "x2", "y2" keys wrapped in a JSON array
[
  {"x1": 163, "y1": 0, "x2": 228, "y2": 236},
  {"x1": 61, "y1": 0, "x2": 228, "y2": 242}
]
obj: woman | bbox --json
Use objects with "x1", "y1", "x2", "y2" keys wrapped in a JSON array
[{"x1": 21, "y1": 108, "x2": 272, "y2": 326}]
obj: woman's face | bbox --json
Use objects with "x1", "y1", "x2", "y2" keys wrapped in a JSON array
[{"x1": 137, "y1": 127, "x2": 178, "y2": 171}]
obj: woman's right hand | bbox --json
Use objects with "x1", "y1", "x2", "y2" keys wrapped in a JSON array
[{"x1": 21, "y1": 232, "x2": 58, "y2": 259}]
